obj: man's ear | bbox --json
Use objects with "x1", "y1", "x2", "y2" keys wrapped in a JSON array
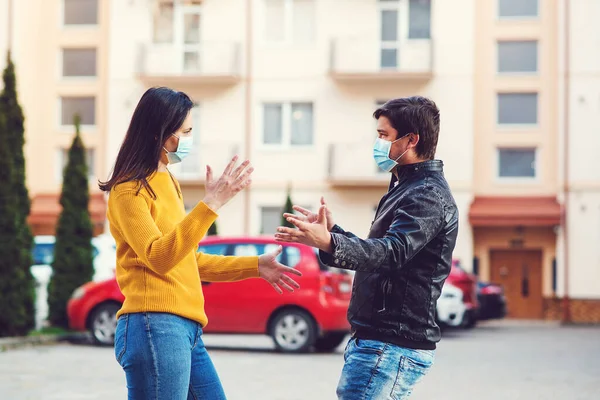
[{"x1": 408, "y1": 133, "x2": 420, "y2": 149}]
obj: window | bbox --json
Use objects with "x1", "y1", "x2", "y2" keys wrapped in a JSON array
[
  {"x1": 498, "y1": 148, "x2": 536, "y2": 178},
  {"x1": 379, "y1": 0, "x2": 430, "y2": 69},
  {"x1": 408, "y1": 0, "x2": 431, "y2": 39},
  {"x1": 61, "y1": 97, "x2": 96, "y2": 126},
  {"x1": 233, "y1": 243, "x2": 301, "y2": 267},
  {"x1": 261, "y1": 206, "x2": 282, "y2": 234},
  {"x1": 62, "y1": 48, "x2": 97, "y2": 77},
  {"x1": 498, "y1": 0, "x2": 538, "y2": 18},
  {"x1": 380, "y1": 9, "x2": 398, "y2": 68},
  {"x1": 264, "y1": 0, "x2": 315, "y2": 44},
  {"x1": 153, "y1": 2, "x2": 174, "y2": 43},
  {"x1": 498, "y1": 41, "x2": 537, "y2": 73},
  {"x1": 497, "y1": 93, "x2": 538, "y2": 125},
  {"x1": 262, "y1": 102, "x2": 313, "y2": 146},
  {"x1": 63, "y1": 0, "x2": 98, "y2": 25},
  {"x1": 57, "y1": 148, "x2": 96, "y2": 181},
  {"x1": 197, "y1": 244, "x2": 228, "y2": 255},
  {"x1": 260, "y1": 205, "x2": 312, "y2": 234}
]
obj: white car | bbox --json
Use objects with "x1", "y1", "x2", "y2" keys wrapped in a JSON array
[
  {"x1": 436, "y1": 283, "x2": 467, "y2": 328},
  {"x1": 32, "y1": 234, "x2": 117, "y2": 282}
]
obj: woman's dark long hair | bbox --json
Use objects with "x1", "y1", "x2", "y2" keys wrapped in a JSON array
[{"x1": 99, "y1": 87, "x2": 194, "y2": 198}]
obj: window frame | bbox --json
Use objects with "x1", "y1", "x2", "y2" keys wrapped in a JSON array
[
  {"x1": 56, "y1": 147, "x2": 97, "y2": 183},
  {"x1": 259, "y1": 101, "x2": 315, "y2": 150},
  {"x1": 262, "y1": 0, "x2": 315, "y2": 46},
  {"x1": 497, "y1": 0, "x2": 539, "y2": 20},
  {"x1": 496, "y1": 40, "x2": 538, "y2": 75},
  {"x1": 495, "y1": 147, "x2": 540, "y2": 183},
  {"x1": 61, "y1": 0, "x2": 99, "y2": 27},
  {"x1": 59, "y1": 47, "x2": 98, "y2": 79},
  {"x1": 58, "y1": 96, "x2": 97, "y2": 132},
  {"x1": 496, "y1": 92, "x2": 539, "y2": 129}
]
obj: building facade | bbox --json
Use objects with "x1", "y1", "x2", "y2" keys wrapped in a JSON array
[
  {"x1": 2, "y1": 0, "x2": 110, "y2": 235},
  {"x1": 2, "y1": 0, "x2": 599, "y2": 322}
]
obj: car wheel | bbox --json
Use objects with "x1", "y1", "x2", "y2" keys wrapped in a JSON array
[
  {"x1": 314, "y1": 332, "x2": 347, "y2": 353},
  {"x1": 269, "y1": 309, "x2": 317, "y2": 353},
  {"x1": 461, "y1": 312, "x2": 477, "y2": 329},
  {"x1": 89, "y1": 302, "x2": 120, "y2": 346}
]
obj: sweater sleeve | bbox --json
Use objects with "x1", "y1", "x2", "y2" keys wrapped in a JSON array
[
  {"x1": 196, "y1": 253, "x2": 260, "y2": 282},
  {"x1": 110, "y1": 189, "x2": 218, "y2": 275}
]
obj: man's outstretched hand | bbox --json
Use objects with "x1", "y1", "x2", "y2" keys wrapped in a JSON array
[{"x1": 275, "y1": 204, "x2": 333, "y2": 253}]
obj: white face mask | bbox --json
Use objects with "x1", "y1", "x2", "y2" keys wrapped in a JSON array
[
  {"x1": 163, "y1": 134, "x2": 193, "y2": 164},
  {"x1": 373, "y1": 135, "x2": 410, "y2": 172}
]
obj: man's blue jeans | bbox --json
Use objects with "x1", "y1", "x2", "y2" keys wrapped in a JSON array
[
  {"x1": 336, "y1": 337, "x2": 435, "y2": 400},
  {"x1": 114, "y1": 312, "x2": 226, "y2": 400}
]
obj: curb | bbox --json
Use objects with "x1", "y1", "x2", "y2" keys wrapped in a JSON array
[{"x1": 0, "y1": 332, "x2": 90, "y2": 352}]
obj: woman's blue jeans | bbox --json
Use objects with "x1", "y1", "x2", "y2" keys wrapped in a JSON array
[{"x1": 114, "y1": 312, "x2": 226, "y2": 400}]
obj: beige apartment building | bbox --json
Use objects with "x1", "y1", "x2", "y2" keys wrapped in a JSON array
[
  {"x1": 1, "y1": 0, "x2": 109, "y2": 235},
  {"x1": 2, "y1": 0, "x2": 598, "y2": 322}
]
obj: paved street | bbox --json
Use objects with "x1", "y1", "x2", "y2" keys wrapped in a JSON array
[{"x1": 0, "y1": 321, "x2": 598, "y2": 400}]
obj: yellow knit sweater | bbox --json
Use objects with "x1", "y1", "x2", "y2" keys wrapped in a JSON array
[{"x1": 107, "y1": 171, "x2": 259, "y2": 326}]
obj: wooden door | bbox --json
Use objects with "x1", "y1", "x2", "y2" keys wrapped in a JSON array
[{"x1": 490, "y1": 250, "x2": 543, "y2": 319}]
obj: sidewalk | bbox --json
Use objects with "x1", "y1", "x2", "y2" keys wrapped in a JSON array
[{"x1": 0, "y1": 332, "x2": 89, "y2": 352}]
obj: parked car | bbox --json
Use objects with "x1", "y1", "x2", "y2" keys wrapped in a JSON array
[
  {"x1": 477, "y1": 281, "x2": 507, "y2": 321},
  {"x1": 436, "y1": 283, "x2": 466, "y2": 328},
  {"x1": 446, "y1": 259, "x2": 479, "y2": 329},
  {"x1": 32, "y1": 234, "x2": 117, "y2": 282},
  {"x1": 68, "y1": 236, "x2": 353, "y2": 353}
]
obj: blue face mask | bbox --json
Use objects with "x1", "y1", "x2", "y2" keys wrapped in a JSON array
[
  {"x1": 373, "y1": 135, "x2": 410, "y2": 172},
  {"x1": 163, "y1": 134, "x2": 193, "y2": 164}
]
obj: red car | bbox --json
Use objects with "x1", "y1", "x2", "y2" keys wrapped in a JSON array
[
  {"x1": 67, "y1": 236, "x2": 352, "y2": 353},
  {"x1": 446, "y1": 259, "x2": 479, "y2": 328}
]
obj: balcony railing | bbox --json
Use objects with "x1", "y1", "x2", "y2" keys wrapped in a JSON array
[
  {"x1": 327, "y1": 143, "x2": 391, "y2": 187},
  {"x1": 136, "y1": 41, "x2": 241, "y2": 85},
  {"x1": 329, "y1": 37, "x2": 433, "y2": 82}
]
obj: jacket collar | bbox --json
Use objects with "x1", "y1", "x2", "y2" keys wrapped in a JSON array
[{"x1": 388, "y1": 160, "x2": 444, "y2": 190}]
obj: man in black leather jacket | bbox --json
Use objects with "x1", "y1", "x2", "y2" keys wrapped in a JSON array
[{"x1": 275, "y1": 96, "x2": 458, "y2": 399}]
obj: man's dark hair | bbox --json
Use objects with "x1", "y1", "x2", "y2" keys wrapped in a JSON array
[{"x1": 373, "y1": 96, "x2": 440, "y2": 160}]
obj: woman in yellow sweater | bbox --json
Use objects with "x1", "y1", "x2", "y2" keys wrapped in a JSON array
[{"x1": 99, "y1": 87, "x2": 301, "y2": 400}]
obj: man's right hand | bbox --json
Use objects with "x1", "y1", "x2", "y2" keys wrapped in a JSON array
[
  {"x1": 202, "y1": 155, "x2": 254, "y2": 212},
  {"x1": 283, "y1": 196, "x2": 335, "y2": 231}
]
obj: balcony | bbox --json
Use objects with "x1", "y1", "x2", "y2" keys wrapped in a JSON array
[
  {"x1": 329, "y1": 37, "x2": 433, "y2": 83},
  {"x1": 170, "y1": 142, "x2": 241, "y2": 186},
  {"x1": 136, "y1": 42, "x2": 241, "y2": 89},
  {"x1": 327, "y1": 143, "x2": 391, "y2": 188}
]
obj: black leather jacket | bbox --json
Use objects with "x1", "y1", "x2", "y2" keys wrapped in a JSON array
[{"x1": 319, "y1": 160, "x2": 458, "y2": 350}]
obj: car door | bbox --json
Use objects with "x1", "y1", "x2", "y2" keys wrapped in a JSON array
[{"x1": 201, "y1": 242, "x2": 301, "y2": 334}]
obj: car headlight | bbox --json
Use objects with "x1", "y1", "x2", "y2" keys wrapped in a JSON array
[{"x1": 71, "y1": 286, "x2": 86, "y2": 300}]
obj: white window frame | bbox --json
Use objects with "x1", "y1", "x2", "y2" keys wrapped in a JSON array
[
  {"x1": 259, "y1": 101, "x2": 315, "y2": 150},
  {"x1": 58, "y1": 96, "x2": 98, "y2": 133},
  {"x1": 496, "y1": 40, "x2": 538, "y2": 76},
  {"x1": 58, "y1": 48, "x2": 98, "y2": 81},
  {"x1": 60, "y1": 0, "x2": 99, "y2": 28},
  {"x1": 174, "y1": 4, "x2": 203, "y2": 74},
  {"x1": 496, "y1": 92, "x2": 539, "y2": 130},
  {"x1": 262, "y1": 0, "x2": 315, "y2": 46},
  {"x1": 496, "y1": 0, "x2": 539, "y2": 21},
  {"x1": 495, "y1": 147, "x2": 540, "y2": 183}
]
